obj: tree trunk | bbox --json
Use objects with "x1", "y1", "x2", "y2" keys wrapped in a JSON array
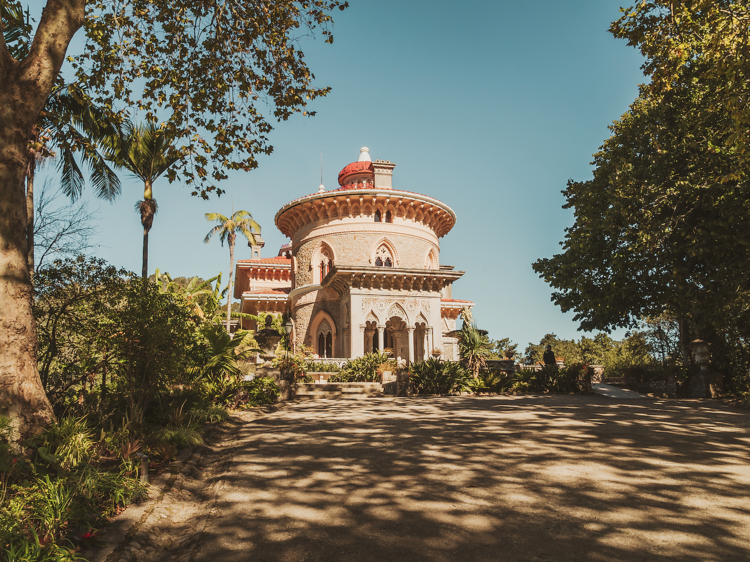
[
  {"x1": 25, "y1": 157, "x2": 35, "y2": 276},
  {"x1": 137, "y1": 196, "x2": 157, "y2": 280},
  {"x1": 142, "y1": 225, "x2": 149, "y2": 279},
  {"x1": 0, "y1": 109, "x2": 54, "y2": 446},
  {"x1": 0, "y1": 0, "x2": 86, "y2": 447},
  {"x1": 226, "y1": 232, "x2": 236, "y2": 333}
]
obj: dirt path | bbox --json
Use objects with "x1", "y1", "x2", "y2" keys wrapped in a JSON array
[{"x1": 95, "y1": 396, "x2": 750, "y2": 562}]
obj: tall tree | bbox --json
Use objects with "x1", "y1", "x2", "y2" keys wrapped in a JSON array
[
  {"x1": 203, "y1": 209, "x2": 260, "y2": 333},
  {"x1": 0, "y1": 0, "x2": 347, "y2": 444},
  {"x1": 104, "y1": 120, "x2": 181, "y2": 279},
  {"x1": 532, "y1": 67, "x2": 750, "y2": 362},
  {"x1": 612, "y1": 1, "x2": 750, "y2": 175}
]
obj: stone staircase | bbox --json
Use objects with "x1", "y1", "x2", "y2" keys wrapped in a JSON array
[{"x1": 295, "y1": 382, "x2": 384, "y2": 400}]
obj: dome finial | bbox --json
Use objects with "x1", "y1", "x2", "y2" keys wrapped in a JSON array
[{"x1": 358, "y1": 147, "x2": 371, "y2": 162}]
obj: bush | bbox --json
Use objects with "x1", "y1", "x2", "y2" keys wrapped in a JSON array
[
  {"x1": 334, "y1": 352, "x2": 391, "y2": 382},
  {"x1": 147, "y1": 427, "x2": 204, "y2": 448},
  {"x1": 469, "y1": 369, "x2": 515, "y2": 393},
  {"x1": 242, "y1": 377, "x2": 280, "y2": 406},
  {"x1": 410, "y1": 359, "x2": 472, "y2": 395},
  {"x1": 39, "y1": 417, "x2": 95, "y2": 472},
  {"x1": 304, "y1": 361, "x2": 341, "y2": 372}
]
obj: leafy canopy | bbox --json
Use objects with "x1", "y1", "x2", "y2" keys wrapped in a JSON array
[{"x1": 70, "y1": 0, "x2": 349, "y2": 198}]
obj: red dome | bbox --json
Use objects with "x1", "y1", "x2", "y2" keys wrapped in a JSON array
[{"x1": 337, "y1": 161, "x2": 374, "y2": 186}]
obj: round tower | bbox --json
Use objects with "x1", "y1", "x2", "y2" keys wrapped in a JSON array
[{"x1": 275, "y1": 148, "x2": 463, "y2": 360}]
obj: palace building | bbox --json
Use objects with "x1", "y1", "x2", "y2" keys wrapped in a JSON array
[{"x1": 232, "y1": 148, "x2": 474, "y2": 362}]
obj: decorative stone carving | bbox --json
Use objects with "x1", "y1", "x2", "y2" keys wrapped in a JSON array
[{"x1": 386, "y1": 303, "x2": 407, "y2": 320}]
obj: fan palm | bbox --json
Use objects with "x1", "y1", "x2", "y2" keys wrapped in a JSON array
[
  {"x1": 104, "y1": 121, "x2": 182, "y2": 279},
  {"x1": 458, "y1": 323, "x2": 492, "y2": 378},
  {"x1": 204, "y1": 209, "x2": 261, "y2": 332}
]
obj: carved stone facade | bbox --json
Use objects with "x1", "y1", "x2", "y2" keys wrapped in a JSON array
[{"x1": 235, "y1": 148, "x2": 474, "y2": 362}]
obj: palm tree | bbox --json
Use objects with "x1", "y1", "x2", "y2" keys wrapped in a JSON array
[
  {"x1": 204, "y1": 209, "x2": 261, "y2": 332},
  {"x1": 458, "y1": 323, "x2": 492, "y2": 378},
  {"x1": 104, "y1": 121, "x2": 182, "y2": 279},
  {"x1": 5, "y1": 10, "x2": 122, "y2": 274}
]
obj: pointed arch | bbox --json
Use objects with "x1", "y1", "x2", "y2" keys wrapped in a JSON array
[
  {"x1": 310, "y1": 310, "x2": 337, "y2": 358},
  {"x1": 386, "y1": 302, "x2": 407, "y2": 322},
  {"x1": 312, "y1": 241, "x2": 336, "y2": 283},
  {"x1": 370, "y1": 237, "x2": 400, "y2": 267},
  {"x1": 424, "y1": 247, "x2": 439, "y2": 269}
]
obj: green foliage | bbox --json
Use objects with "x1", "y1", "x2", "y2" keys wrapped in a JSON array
[
  {"x1": 0, "y1": 420, "x2": 146, "y2": 558},
  {"x1": 39, "y1": 417, "x2": 95, "y2": 472},
  {"x1": 457, "y1": 324, "x2": 492, "y2": 377},
  {"x1": 272, "y1": 351, "x2": 307, "y2": 378},
  {"x1": 147, "y1": 427, "x2": 204, "y2": 448},
  {"x1": 191, "y1": 321, "x2": 260, "y2": 383},
  {"x1": 524, "y1": 333, "x2": 582, "y2": 366},
  {"x1": 71, "y1": 0, "x2": 349, "y2": 197},
  {"x1": 487, "y1": 338, "x2": 518, "y2": 360},
  {"x1": 469, "y1": 370, "x2": 516, "y2": 394},
  {"x1": 242, "y1": 378, "x2": 280, "y2": 406},
  {"x1": 332, "y1": 352, "x2": 391, "y2": 383},
  {"x1": 304, "y1": 361, "x2": 341, "y2": 373},
  {"x1": 410, "y1": 359, "x2": 472, "y2": 395},
  {"x1": 507, "y1": 364, "x2": 589, "y2": 395},
  {"x1": 531, "y1": 41, "x2": 750, "y2": 388}
]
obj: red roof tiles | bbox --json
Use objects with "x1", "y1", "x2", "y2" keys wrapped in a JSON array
[
  {"x1": 237, "y1": 257, "x2": 291, "y2": 265},
  {"x1": 244, "y1": 288, "x2": 291, "y2": 295}
]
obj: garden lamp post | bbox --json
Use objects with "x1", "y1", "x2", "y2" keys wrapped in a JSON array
[
  {"x1": 284, "y1": 317, "x2": 293, "y2": 354},
  {"x1": 284, "y1": 318, "x2": 293, "y2": 381}
]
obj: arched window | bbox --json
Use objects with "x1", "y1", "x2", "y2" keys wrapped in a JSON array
[
  {"x1": 385, "y1": 210, "x2": 392, "y2": 223},
  {"x1": 375, "y1": 244, "x2": 394, "y2": 267},
  {"x1": 374, "y1": 210, "x2": 382, "y2": 222},
  {"x1": 317, "y1": 244, "x2": 334, "y2": 283},
  {"x1": 317, "y1": 319, "x2": 333, "y2": 358}
]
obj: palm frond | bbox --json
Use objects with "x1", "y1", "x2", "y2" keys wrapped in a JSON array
[
  {"x1": 83, "y1": 147, "x2": 121, "y2": 201},
  {"x1": 204, "y1": 224, "x2": 226, "y2": 245},
  {"x1": 58, "y1": 145, "x2": 85, "y2": 201},
  {"x1": 2, "y1": 2, "x2": 32, "y2": 59}
]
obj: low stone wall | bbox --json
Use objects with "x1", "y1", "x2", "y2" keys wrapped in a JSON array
[{"x1": 606, "y1": 378, "x2": 677, "y2": 397}]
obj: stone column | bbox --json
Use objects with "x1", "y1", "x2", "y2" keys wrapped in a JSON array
[
  {"x1": 427, "y1": 327, "x2": 434, "y2": 357},
  {"x1": 355, "y1": 324, "x2": 365, "y2": 358},
  {"x1": 407, "y1": 327, "x2": 415, "y2": 363},
  {"x1": 377, "y1": 325, "x2": 385, "y2": 352}
]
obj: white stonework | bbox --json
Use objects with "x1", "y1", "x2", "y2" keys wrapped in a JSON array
[{"x1": 234, "y1": 149, "x2": 474, "y2": 361}]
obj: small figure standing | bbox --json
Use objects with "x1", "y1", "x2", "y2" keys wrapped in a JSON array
[{"x1": 542, "y1": 344, "x2": 556, "y2": 367}]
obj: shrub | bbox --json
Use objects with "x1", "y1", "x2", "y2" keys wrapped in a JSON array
[
  {"x1": 147, "y1": 427, "x2": 204, "y2": 448},
  {"x1": 242, "y1": 377, "x2": 280, "y2": 406},
  {"x1": 336, "y1": 352, "x2": 391, "y2": 382},
  {"x1": 410, "y1": 359, "x2": 472, "y2": 395},
  {"x1": 39, "y1": 416, "x2": 95, "y2": 472},
  {"x1": 469, "y1": 369, "x2": 516, "y2": 393},
  {"x1": 304, "y1": 361, "x2": 341, "y2": 372}
]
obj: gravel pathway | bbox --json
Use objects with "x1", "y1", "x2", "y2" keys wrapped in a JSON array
[{"x1": 89, "y1": 395, "x2": 750, "y2": 562}]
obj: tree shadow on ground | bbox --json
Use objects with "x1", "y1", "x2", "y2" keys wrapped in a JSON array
[{"x1": 194, "y1": 395, "x2": 750, "y2": 562}]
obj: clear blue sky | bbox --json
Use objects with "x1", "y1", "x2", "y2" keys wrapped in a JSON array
[{"x1": 33, "y1": 0, "x2": 645, "y2": 350}]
